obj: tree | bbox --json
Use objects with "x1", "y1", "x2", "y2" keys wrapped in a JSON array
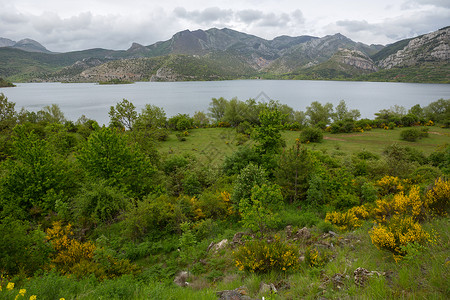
[
  {"x1": 77, "y1": 127, "x2": 155, "y2": 197},
  {"x1": 37, "y1": 104, "x2": 66, "y2": 124},
  {"x1": 223, "y1": 97, "x2": 246, "y2": 126},
  {"x1": 424, "y1": 99, "x2": 449, "y2": 123},
  {"x1": 109, "y1": 99, "x2": 137, "y2": 130},
  {"x1": 333, "y1": 100, "x2": 360, "y2": 122},
  {"x1": 239, "y1": 184, "x2": 283, "y2": 235},
  {"x1": 208, "y1": 97, "x2": 228, "y2": 122},
  {"x1": 134, "y1": 104, "x2": 168, "y2": 141},
  {"x1": 306, "y1": 101, "x2": 333, "y2": 125},
  {"x1": 275, "y1": 141, "x2": 314, "y2": 203},
  {"x1": 231, "y1": 163, "x2": 268, "y2": 205},
  {"x1": 0, "y1": 126, "x2": 74, "y2": 219},
  {"x1": 193, "y1": 111, "x2": 210, "y2": 127},
  {"x1": 253, "y1": 108, "x2": 285, "y2": 155},
  {"x1": 0, "y1": 93, "x2": 17, "y2": 131}
]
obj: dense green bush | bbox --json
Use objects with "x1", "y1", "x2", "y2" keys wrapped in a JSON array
[
  {"x1": 300, "y1": 127, "x2": 323, "y2": 143},
  {"x1": 400, "y1": 128, "x2": 428, "y2": 142}
]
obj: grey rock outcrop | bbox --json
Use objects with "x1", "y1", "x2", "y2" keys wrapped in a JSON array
[{"x1": 378, "y1": 27, "x2": 450, "y2": 69}]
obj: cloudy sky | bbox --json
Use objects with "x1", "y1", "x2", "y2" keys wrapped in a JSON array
[{"x1": 1, "y1": 0, "x2": 449, "y2": 52}]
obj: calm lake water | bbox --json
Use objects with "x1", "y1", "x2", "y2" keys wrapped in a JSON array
[{"x1": 1, "y1": 80, "x2": 449, "y2": 125}]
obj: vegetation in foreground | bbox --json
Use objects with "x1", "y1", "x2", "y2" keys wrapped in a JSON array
[{"x1": 0, "y1": 93, "x2": 449, "y2": 299}]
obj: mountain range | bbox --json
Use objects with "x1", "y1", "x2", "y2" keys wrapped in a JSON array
[{"x1": 0, "y1": 26, "x2": 449, "y2": 83}]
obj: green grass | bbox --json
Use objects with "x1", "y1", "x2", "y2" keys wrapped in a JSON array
[{"x1": 158, "y1": 126, "x2": 449, "y2": 166}]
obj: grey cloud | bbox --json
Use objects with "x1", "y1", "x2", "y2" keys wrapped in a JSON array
[
  {"x1": 236, "y1": 9, "x2": 263, "y2": 23},
  {"x1": 173, "y1": 6, "x2": 233, "y2": 24},
  {"x1": 257, "y1": 12, "x2": 291, "y2": 27},
  {"x1": 403, "y1": 0, "x2": 450, "y2": 9},
  {"x1": 332, "y1": 9, "x2": 449, "y2": 45}
]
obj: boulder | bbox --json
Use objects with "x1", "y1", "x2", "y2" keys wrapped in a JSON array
[{"x1": 174, "y1": 271, "x2": 189, "y2": 287}]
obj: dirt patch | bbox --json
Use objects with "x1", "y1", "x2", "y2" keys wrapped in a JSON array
[{"x1": 324, "y1": 137, "x2": 345, "y2": 141}]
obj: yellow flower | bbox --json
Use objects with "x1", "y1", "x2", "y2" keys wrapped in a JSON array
[
  {"x1": 19, "y1": 289, "x2": 26, "y2": 296},
  {"x1": 7, "y1": 282, "x2": 15, "y2": 291},
  {"x1": 29, "y1": 296, "x2": 37, "y2": 300}
]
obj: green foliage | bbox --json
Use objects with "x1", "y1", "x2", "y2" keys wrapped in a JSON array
[
  {"x1": 222, "y1": 146, "x2": 261, "y2": 176},
  {"x1": 306, "y1": 101, "x2": 333, "y2": 125},
  {"x1": 109, "y1": 99, "x2": 137, "y2": 130},
  {"x1": 168, "y1": 113, "x2": 193, "y2": 131},
  {"x1": 37, "y1": 104, "x2": 66, "y2": 124},
  {"x1": 0, "y1": 126, "x2": 75, "y2": 219},
  {"x1": 0, "y1": 218, "x2": 51, "y2": 276},
  {"x1": 239, "y1": 184, "x2": 283, "y2": 234},
  {"x1": 74, "y1": 181, "x2": 129, "y2": 223},
  {"x1": 400, "y1": 127, "x2": 429, "y2": 142},
  {"x1": 134, "y1": 104, "x2": 168, "y2": 141},
  {"x1": 178, "y1": 222, "x2": 197, "y2": 273},
  {"x1": 423, "y1": 98, "x2": 449, "y2": 124},
  {"x1": 300, "y1": 127, "x2": 323, "y2": 143},
  {"x1": 0, "y1": 93, "x2": 17, "y2": 131},
  {"x1": 231, "y1": 163, "x2": 268, "y2": 205},
  {"x1": 77, "y1": 127, "x2": 155, "y2": 197},
  {"x1": 275, "y1": 141, "x2": 314, "y2": 203},
  {"x1": 253, "y1": 107, "x2": 285, "y2": 155},
  {"x1": 121, "y1": 194, "x2": 192, "y2": 241},
  {"x1": 208, "y1": 97, "x2": 227, "y2": 122}
]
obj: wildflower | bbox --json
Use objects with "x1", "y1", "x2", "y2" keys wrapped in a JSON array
[
  {"x1": 7, "y1": 282, "x2": 15, "y2": 291},
  {"x1": 20, "y1": 289, "x2": 26, "y2": 296},
  {"x1": 29, "y1": 296, "x2": 37, "y2": 300}
]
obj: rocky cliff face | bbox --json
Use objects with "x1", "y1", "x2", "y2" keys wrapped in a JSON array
[
  {"x1": 378, "y1": 27, "x2": 450, "y2": 69},
  {"x1": 332, "y1": 49, "x2": 378, "y2": 72}
]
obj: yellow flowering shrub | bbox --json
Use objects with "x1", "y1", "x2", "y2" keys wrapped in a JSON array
[
  {"x1": 46, "y1": 222, "x2": 140, "y2": 279},
  {"x1": 325, "y1": 205, "x2": 370, "y2": 231},
  {"x1": 373, "y1": 185, "x2": 426, "y2": 223},
  {"x1": 46, "y1": 222, "x2": 96, "y2": 274},
  {"x1": 376, "y1": 176, "x2": 410, "y2": 197},
  {"x1": 233, "y1": 237, "x2": 300, "y2": 273},
  {"x1": 305, "y1": 246, "x2": 331, "y2": 268},
  {"x1": 370, "y1": 215, "x2": 430, "y2": 262},
  {"x1": 424, "y1": 177, "x2": 450, "y2": 217}
]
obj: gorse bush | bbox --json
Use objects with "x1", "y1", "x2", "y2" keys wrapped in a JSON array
[
  {"x1": 424, "y1": 177, "x2": 450, "y2": 217},
  {"x1": 233, "y1": 237, "x2": 300, "y2": 273},
  {"x1": 325, "y1": 205, "x2": 370, "y2": 231},
  {"x1": 370, "y1": 215, "x2": 430, "y2": 262}
]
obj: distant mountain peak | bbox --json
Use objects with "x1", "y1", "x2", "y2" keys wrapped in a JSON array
[{"x1": 0, "y1": 37, "x2": 52, "y2": 53}]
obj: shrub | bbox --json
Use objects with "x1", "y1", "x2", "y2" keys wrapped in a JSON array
[
  {"x1": 305, "y1": 246, "x2": 331, "y2": 268},
  {"x1": 233, "y1": 237, "x2": 300, "y2": 273},
  {"x1": 370, "y1": 215, "x2": 430, "y2": 261},
  {"x1": 400, "y1": 128, "x2": 428, "y2": 142},
  {"x1": 74, "y1": 181, "x2": 129, "y2": 223},
  {"x1": 373, "y1": 185, "x2": 425, "y2": 223},
  {"x1": 300, "y1": 127, "x2": 323, "y2": 143},
  {"x1": 222, "y1": 146, "x2": 261, "y2": 176},
  {"x1": 325, "y1": 205, "x2": 370, "y2": 231},
  {"x1": 424, "y1": 177, "x2": 450, "y2": 217}
]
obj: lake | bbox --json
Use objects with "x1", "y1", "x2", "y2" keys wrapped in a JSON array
[{"x1": 1, "y1": 80, "x2": 449, "y2": 125}]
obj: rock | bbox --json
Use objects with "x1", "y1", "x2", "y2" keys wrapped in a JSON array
[
  {"x1": 232, "y1": 232, "x2": 246, "y2": 245},
  {"x1": 293, "y1": 227, "x2": 311, "y2": 241},
  {"x1": 174, "y1": 271, "x2": 189, "y2": 287},
  {"x1": 259, "y1": 282, "x2": 277, "y2": 294},
  {"x1": 216, "y1": 286, "x2": 253, "y2": 300},
  {"x1": 354, "y1": 267, "x2": 385, "y2": 287},
  {"x1": 285, "y1": 225, "x2": 293, "y2": 238},
  {"x1": 213, "y1": 239, "x2": 228, "y2": 252}
]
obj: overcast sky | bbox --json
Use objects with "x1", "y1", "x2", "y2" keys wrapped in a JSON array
[{"x1": 1, "y1": 0, "x2": 449, "y2": 52}]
